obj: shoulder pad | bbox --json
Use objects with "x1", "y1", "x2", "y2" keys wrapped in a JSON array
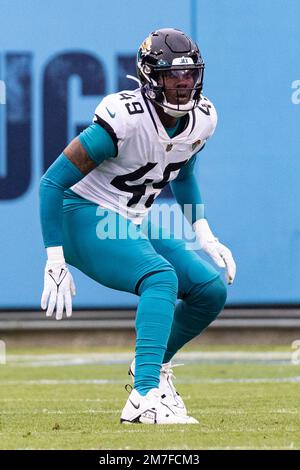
[
  {"x1": 196, "y1": 95, "x2": 218, "y2": 139},
  {"x1": 93, "y1": 93, "x2": 127, "y2": 140}
]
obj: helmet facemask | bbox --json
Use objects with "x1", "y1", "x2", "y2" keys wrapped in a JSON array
[
  {"x1": 137, "y1": 29, "x2": 205, "y2": 117},
  {"x1": 155, "y1": 65, "x2": 204, "y2": 117}
]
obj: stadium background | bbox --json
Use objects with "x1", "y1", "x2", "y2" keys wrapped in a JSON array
[
  {"x1": 1, "y1": 0, "x2": 300, "y2": 451},
  {"x1": 0, "y1": 0, "x2": 300, "y2": 309}
]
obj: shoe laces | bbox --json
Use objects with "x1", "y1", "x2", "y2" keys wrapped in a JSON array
[
  {"x1": 161, "y1": 363, "x2": 184, "y2": 381},
  {"x1": 161, "y1": 364, "x2": 185, "y2": 399}
]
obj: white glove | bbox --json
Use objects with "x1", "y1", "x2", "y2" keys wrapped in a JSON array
[
  {"x1": 193, "y1": 218, "x2": 236, "y2": 284},
  {"x1": 41, "y1": 246, "x2": 76, "y2": 320}
]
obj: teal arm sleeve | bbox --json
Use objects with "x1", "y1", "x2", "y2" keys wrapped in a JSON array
[
  {"x1": 39, "y1": 153, "x2": 84, "y2": 248},
  {"x1": 170, "y1": 154, "x2": 204, "y2": 225},
  {"x1": 78, "y1": 123, "x2": 117, "y2": 164}
]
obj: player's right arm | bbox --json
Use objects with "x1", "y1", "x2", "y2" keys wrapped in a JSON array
[{"x1": 40, "y1": 119, "x2": 117, "y2": 320}]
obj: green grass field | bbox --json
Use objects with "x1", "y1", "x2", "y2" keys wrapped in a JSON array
[{"x1": 0, "y1": 345, "x2": 300, "y2": 450}]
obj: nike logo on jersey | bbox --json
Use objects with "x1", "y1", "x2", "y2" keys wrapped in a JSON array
[{"x1": 106, "y1": 107, "x2": 116, "y2": 118}]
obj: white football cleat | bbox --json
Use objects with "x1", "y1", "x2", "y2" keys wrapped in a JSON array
[
  {"x1": 129, "y1": 359, "x2": 188, "y2": 417},
  {"x1": 120, "y1": 387, "x2": 198, "y2": 424}
]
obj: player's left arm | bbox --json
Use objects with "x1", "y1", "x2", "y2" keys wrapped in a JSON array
[
  {"x1": 170, "y1": 152, "x2": 204, "y2": 224},
  {"x1": 171, "y1": 151, "x2": 236, "y2": 285},
  {"x1": 193, "y1": 216, "x2": 236, "y2": 285},
  {"x1": 190, "y1": 98, "x2": 236, "y2": 284},
  {"x1": 170, "y1": 155, "x2": 236, "y2": 284}
]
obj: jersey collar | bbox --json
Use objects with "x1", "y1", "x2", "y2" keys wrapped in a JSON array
[{"x1": 141, "y1": 90, "x2": 195, "y2": 141}]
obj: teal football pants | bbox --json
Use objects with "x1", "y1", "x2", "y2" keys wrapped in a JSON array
[{"x1": 62, "y1": 198, "x2": 227, "y2": 395}]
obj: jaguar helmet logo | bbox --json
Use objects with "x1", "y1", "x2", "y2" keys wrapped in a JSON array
[{"x1": 140, "y1": 36, "x2": 152, "y2": 54}]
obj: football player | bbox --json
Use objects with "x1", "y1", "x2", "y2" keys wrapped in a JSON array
[{"x1": 40, "y1": 28, "x2": 236, "y2": 424}]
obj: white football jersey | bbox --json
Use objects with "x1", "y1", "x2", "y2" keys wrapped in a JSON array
[{"x1": 71, "y1": 88, "x2": 217, "y2": 224}]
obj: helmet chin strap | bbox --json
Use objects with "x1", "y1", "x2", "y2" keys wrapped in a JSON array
[
  {"x1": 163, "y1": 106, "x2": 190, "y2": 118},
  {"x1": 144, "y1": 82, "x2": 199, "y2": 117},
  {"x1": 159, "y1": 93, "x2": 197, "y2": 117},
  {"x1": 151, "y1": 96, "x2": 193, "y2": 117}
]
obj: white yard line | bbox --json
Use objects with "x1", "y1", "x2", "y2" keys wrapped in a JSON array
[
  {"x1": 0, "y1": 408, "x2": 299, "y2": 415},
  {"x1": 1, "y1": 376, "x2": 300, "y2": 385},
  {"x1": 5, "y1": 351, "x2": 293, "y2": 367}
]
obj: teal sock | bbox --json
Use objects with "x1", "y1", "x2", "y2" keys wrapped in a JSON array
[{"x1": 134, "y1": 270, "x2": 178, "y2": 396}]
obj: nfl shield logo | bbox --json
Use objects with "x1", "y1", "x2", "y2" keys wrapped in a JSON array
[{"x1": 166, "y1": 143, "x2": 173, "y2": 152}]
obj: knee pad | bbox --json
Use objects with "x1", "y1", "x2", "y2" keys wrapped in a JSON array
[
  {"x1": 138, "y1": 268, "x2": 178, "y2": 304},
  {"x1": 191, "y1": 276, "x2": 227, "y2": 315}
]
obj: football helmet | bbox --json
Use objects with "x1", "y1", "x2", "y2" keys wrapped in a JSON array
[{"x1": 137, "y1": 28, "x2": 205, "y2": 117}]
